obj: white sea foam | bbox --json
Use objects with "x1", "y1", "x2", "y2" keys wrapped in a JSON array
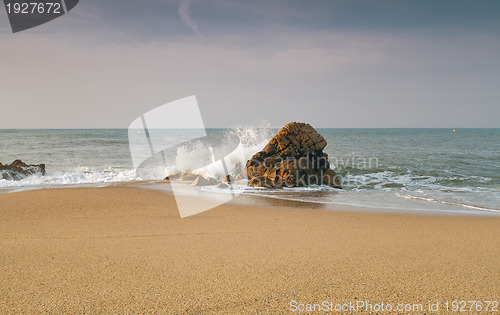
[
  {"x1": 396, "y1": 192, "x2": 500, "y2": 213},
  {"x1": 0, "y1": 167, "x2": 139, "y2": 191}
]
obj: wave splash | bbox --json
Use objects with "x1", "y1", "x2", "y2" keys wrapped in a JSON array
[{"x1": 163, "y1": 127, "x2": 274, "y2": 180}]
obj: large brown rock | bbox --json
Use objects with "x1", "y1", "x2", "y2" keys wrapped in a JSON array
[
  {"x1": 246, "y1": 122, "x2": 341, "y2": 188},
  {"x1": 0, "y1": 160, "x2": 46, "y2": 180}
]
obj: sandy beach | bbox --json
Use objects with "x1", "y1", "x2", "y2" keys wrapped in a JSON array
[{"x1": 1, "y1": 186, "x2": 499, "y2": 313}]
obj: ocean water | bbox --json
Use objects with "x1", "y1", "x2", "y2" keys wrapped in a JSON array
[{"x1": 0, "y1": 128, "x2": 499, "y2": 214}]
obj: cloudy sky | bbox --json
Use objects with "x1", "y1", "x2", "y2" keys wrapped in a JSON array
[{"x1": 1, "y1": 0, "x2": 499, "y2": 128}]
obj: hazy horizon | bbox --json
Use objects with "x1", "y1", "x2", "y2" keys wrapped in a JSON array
[{"x1": 1, "y1": 127, "x2": 499, "y2": 131}]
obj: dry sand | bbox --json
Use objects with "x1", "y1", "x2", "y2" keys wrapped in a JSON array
[{"x1": 1, "y1": 186, "x2": 499, "y2": 313}]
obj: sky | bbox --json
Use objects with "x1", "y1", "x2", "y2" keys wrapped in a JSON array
[{"x1": 1, "y1": 0, "x2": 499, "y2": 128}]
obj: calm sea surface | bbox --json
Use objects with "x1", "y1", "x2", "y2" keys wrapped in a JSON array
[{"x1": 1, "y1": 128, "x2": 498, "y2": 214}]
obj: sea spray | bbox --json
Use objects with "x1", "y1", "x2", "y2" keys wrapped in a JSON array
[{"x1": 165, "y1": 127, "x2": 275, "y2": 179}]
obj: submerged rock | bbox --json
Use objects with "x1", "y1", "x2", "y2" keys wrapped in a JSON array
[
  {"x1": 246, "y1": 122, "x2": 341, "y2": 188},
  {"x1": 0, "y1": 160, "x2": 46, "y2": 180}
]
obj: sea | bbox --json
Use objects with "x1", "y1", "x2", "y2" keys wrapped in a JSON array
[{"x1": 1, "y1": 128, "x2": 499, "y2": 215}]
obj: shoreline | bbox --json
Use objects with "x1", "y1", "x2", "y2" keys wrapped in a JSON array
[
  {"x1": 1, "y1": 186, "x2": 499, "y2": 313},
  {"x1": 1, "y1": 179, "x2": 499, "y2": 217},
  {"x1": 130, "y1": 180, "x2": 500, "y2": 216}
]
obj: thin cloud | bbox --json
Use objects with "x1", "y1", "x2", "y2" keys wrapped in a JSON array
[{"x1": 178, "y1": 0, "x2": 201, "y2": 36}]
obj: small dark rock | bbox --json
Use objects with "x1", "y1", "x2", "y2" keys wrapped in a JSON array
[{"x1": 0, "y1": 160, "x2": 46, "y2": 181}]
